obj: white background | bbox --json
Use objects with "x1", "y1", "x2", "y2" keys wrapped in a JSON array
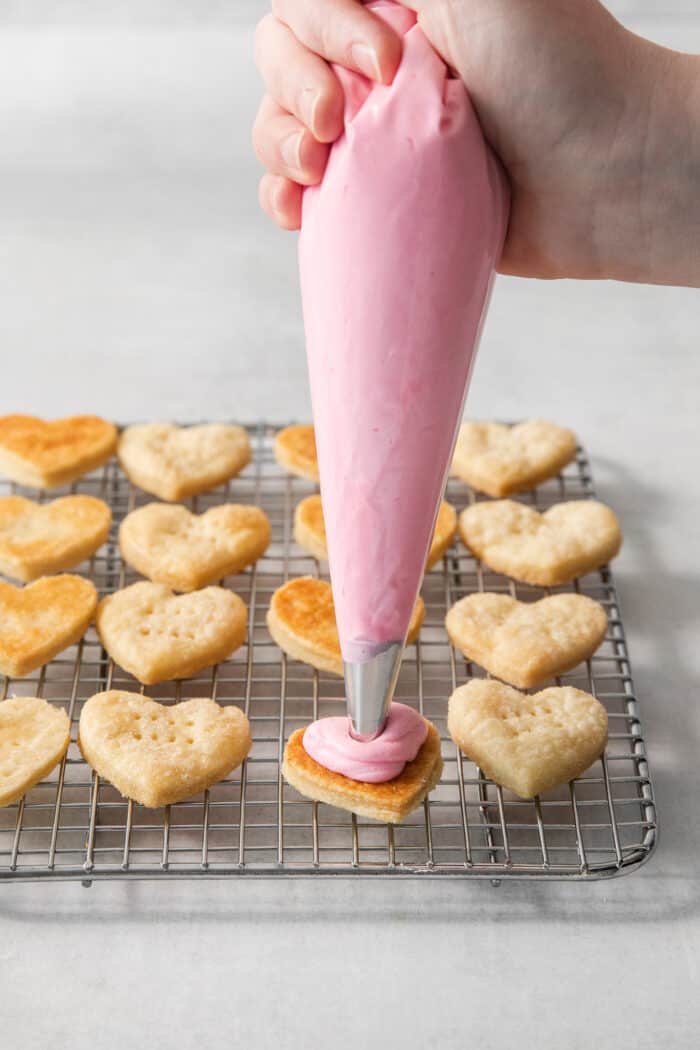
[{"x1": 1, "y1": 4, "x2": 699, "y2": 1048}]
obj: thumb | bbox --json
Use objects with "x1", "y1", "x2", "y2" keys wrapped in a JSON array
[{"x1": 394, "y1": 1, "x2": 461, "y2": 72}]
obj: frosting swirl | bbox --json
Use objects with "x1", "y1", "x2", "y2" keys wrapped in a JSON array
[{"x1": 302, "y1": 702, "x2": 427, "y2": 783}]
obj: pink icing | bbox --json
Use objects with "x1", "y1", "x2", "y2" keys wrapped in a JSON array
[
  {"x1": 299, "y1": 1, "x2": 509, "y2": 664},
  {"x1": 302, "y1": 702, "x2": 428, "y2": 783}
]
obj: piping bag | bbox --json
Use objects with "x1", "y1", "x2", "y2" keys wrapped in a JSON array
[{"x1": 299, "y1": 1, "x2": 509, "y2": 742}]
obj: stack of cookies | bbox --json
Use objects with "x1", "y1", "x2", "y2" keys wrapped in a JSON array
[{"x1": 0, "y1": 416, "x2": 266, "y2": 808}]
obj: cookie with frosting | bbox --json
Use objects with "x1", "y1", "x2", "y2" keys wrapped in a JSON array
[{"x1": 282, "y1": 703, "x2": 443, "y2": 823}]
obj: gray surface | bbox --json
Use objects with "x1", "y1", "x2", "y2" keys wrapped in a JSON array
[{"x1": 1, "y1": 8, "x2": 699, "y2": 1049}]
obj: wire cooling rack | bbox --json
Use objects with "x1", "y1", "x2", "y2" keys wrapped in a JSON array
[{"x1": 0, "y1": 423, "x2": 656, "y2": 883}]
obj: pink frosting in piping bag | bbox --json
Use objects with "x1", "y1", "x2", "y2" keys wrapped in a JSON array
[
  {"x1": 303, "y1": 703, "x2": 427, "y2": 783},
  {"x1": 298, "y1": 2, "x2": 508, "y2": 780}
]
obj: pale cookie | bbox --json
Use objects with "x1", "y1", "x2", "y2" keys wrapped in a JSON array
[
  {"x1": 445, "y1": 593, "x2": 608, "y2": 689},
  {"x1": 274, "y1": 424, "x2": 319, "y2": 481},
  {"x1": 294, "y1": 495, "x2": 457, "y2": 571},
  {"x1": 451, "y1": 420, "x2": 577, "y2": 497},
  {"x1": 448, "y1": 680, "x2": 608, "y2": 798},
  {"x1": 119, "y1": 502, "x2": 271, "y2": 592},
  {"x1": 0, "y1": 575, "x2": 97, "y2": 678},
  {"x1": 267, "y1": 577, "x2": 424, "y2": 675},
  {"x1": 78, "y1": 691, "x2": 252, "y2": 808},
  {"x1": 282, "y1": 721, "x2": 443, "y2": 823},
  {"x1": 0, "y1": 415, "x2": 117, "y2": 489},
  {"x1": 97, "y1": 582, "x2": 248, "y2": 685},
  {"x1": 459, "y1": 499, "x2": 622, "y2": 586},
  {"x1": 0, "y1": 495, "x2": 111, "y2": 582},
  {"x1": 0, "y1": 696, "x2": 71, "y2": 806},
  {"x1": 118, "y1": 423, "x2": 251, "y2": 501}
]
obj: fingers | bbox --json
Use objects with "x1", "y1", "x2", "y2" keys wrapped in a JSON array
[
  {"x1": 255, "y1": 14, "x2": 344, "y2": 143},
  {"x1": 271, "y1": 0, "x2": 403, "y2": 84},
  {"x1": 259, "y1": 173, "x2": 303, "y2": 230},
  {"x1": 252, "y1": 95, "x2": 330, "y2": 186}
]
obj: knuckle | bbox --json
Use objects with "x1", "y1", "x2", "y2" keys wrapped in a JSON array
[
  {"x1": 253, "y1": 14, "x2": 276, "y2": 62},
  {"x1": 251, "y1": 116, "x2": 268, "y2": 163}
]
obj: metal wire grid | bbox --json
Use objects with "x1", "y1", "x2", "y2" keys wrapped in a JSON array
[{"x1": 0, "y1": 423, "x2": 656, "y2": 882}]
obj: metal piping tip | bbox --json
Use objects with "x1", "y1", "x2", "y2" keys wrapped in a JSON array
[{"x1": 344, "y1": 640, "x2": 403, "y2": 740}]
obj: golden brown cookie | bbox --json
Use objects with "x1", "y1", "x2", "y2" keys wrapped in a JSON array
[
  {"x1": 0, "y1": 696, "x2": 71, "y2": 806},
  {"x1": 445, "y1": 592, "x2": 608, "y2": 688},
  {"x1": 274, "y1": 424, "x2": 319, "y2": 481},
  {"x1": 97, "y1": 582, "x2": 248, "y2": 685},
  {"x1": 0, "y1": 495, "x2": 111, "y2": 582},
  {"x1": 448, "y1": 679, "x2": 608, "y2": 798},
  {"x1": 451, "y1": 421, "x2": 577, "y2": 497},
  {"x1": 294, "y1": 495, "x2": 457, "y2": 571},
  {"x1": 282, "y1": 721, "x2": 443, "y2": 823},
  {"x1": 119, "y1": 502, "x2": 271, "y2": 592},
  {"x1": 458, "y1": 499, "x2": 622, "y2": 585},
  {"x1": 426, "y1": 500, "x2": 459, "y2": 569},
  {"x1": 0, "y1": 575, "x2": 97, "y2": 677},
  {"x1": 266, "y1": 576, "x2": 424, "y2": 675},
  {"x1": 0, "y1": 414, "x2": 117, "y2": 489},
  {"x1": 78, "y1": 691, "x2": 252, "y2": 808},
  {"x1": 118, "y1": 423, "x2": 251, "y2": 501}
]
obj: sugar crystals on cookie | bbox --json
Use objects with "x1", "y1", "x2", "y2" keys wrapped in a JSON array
[
  {"x1": 459, "y1": 499, "x2": 622, "y2": 586},
  {"x1": 451, "y1": 420, "x2": 577, "y2": 497},
  {"x1": 448, "y1": 679, "x2": 608, "y2": 798},
  {"x1": 446, "y1": 592, "x2": 608, "y2": 688},
  {"x1": 118, "y1": 422, "x2": 251, "y2": 501},
  {"x1": 119, "y1": 502, "x2": 271, "y2": 592},
  {"x1": 97, "y1": 581, "x2": 248, "y2": 685},
  {"x1": 78, "y1": 691, "x2": 252, "y2": 808},
  {"x1": 0, "y1": 696, "x2": 71, "y2": 806}
]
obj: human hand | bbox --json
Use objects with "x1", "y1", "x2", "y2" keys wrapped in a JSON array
[{"x1": 253, "y1": 0, "x2": 700, "y2": 285}]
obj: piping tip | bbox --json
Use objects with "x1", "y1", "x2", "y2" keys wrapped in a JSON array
[{"x1": 344, "y1": 640, "x2": 403, "y2": 740}]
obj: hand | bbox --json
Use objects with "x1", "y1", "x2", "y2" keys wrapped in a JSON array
[
  {"x1": 253, "y1": 1, "x2": 403, "y2": 230},
  {"x1": 253, "y1": 0, "x2": 700, "y2": 286}
]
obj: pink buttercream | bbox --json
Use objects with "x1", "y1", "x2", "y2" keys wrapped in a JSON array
[
  {"x1": 299, "y1": 1, "x2": 508, "y2": 664},
  {"x1": 302, "y1": 702, "x2": 428, "y2": 783}
]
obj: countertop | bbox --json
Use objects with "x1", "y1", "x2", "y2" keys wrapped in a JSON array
[{"x1": 0, "y1": 7, "x2": 698, "y2": 1048}]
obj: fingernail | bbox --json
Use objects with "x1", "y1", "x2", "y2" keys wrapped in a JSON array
[
  {"x1": 281, "y1": 131, "x2": 303, "y2": 172},
  {"x1": 301, "y1": 88, "x2": 321, "y2": 137},
  {"x1": 350, "y1": 42, "x2": 381, "y2": 81}
]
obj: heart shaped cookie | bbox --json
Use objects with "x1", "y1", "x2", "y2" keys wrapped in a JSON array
[
  {"x1": 0, "y1": 696, "x2": 71, "y2": 806},
  {"x1": 0, "y1": 575, "x2": 97, "y2": 677},
  {"x1": 448, "y1": 680, "x2": 608, "y2": 798},
  {"x1": 97, "y1": 582, "x2": 248, "y2": 685},
  {"x1": 0, "y1": 414, "x2": 117, "y2": 489},
  {"x1": 78, "y1": 691, "x2": 252, "y2": 808},
  {"x1": 283, "y1": 721, "x2": 443, "y2": 823},
  {"x1": 451, "y1": 421, "x2": 577, "y2": 497},
  {"x1": 119, "y1": 502, "x2": 271, "y2": 592},
  {"x1": 459, "y1": 499, "x2": 622, "y2": 585},
  {"x1": 0, "y1": 495, "x2": 111, "y2": 582},
  {"x1": 267, "y1": 577, "x2": 424, "y2": 675},
  {"x1": 118, "y1": 423, "x2": 251, "y2": 501},
  {"x1": 274, "y1": 424, "x2": 319, "y2": 481},
  {"x1": 294, "y1": 495, "x2": 457, "y2": 571},
  {"x1": 446, "y1": 593, "x2": 608, "y2": 688}
]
